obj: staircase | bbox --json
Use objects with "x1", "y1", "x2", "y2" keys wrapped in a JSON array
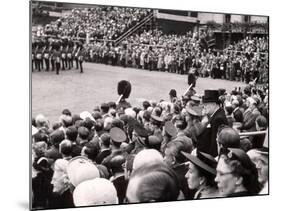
[{"x1": 114, "y1": 12, "x2": 155, "y2": 46}]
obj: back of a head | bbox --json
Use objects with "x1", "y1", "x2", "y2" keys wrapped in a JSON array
[
  {"x1": 100, "y1": 133, "x2": 111, "y2": 148},
  {"x1": 66, "y1": 126, "x2": 78, "y2": 142},
  {"x1": 127, "y1": 163, "x2": 179, "y2": 202},
  {"x1": 133, "y1": 149, "x2": 164, "y2": 171},
  {"x1": 218, "y1": 127, "x2": 240, "y2": 148},
  {"x1": 59, "y1": 139, "x2": 72, "y2": 156},
  {"x1": 73, "y1": 178, "x2": 118, "y2": 206}
]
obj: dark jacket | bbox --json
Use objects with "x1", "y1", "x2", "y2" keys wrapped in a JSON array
[{"x1": 197, "y1": 107, "x2": 228, "y2": 157}]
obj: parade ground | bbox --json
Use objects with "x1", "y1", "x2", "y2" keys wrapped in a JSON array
[{"x1": 32, "y1": 62, "x2": 245, "y2": 124}]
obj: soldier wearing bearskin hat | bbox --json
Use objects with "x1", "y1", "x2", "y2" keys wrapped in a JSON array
[{"x1": 116, "y1": 80, "x2": 132, "y2": 112}]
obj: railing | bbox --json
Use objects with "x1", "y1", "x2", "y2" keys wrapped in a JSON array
[{"x1": 114, "y1": 12, "x2": 154, "y2": 46}]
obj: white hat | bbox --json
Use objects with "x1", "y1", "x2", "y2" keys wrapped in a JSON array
[
  {"x1": 67, "y1": 156, "x2": 100, "y2": 187},
  {"x1": 125, "y1": 108, "x2": 136, "y2": 119},
  {"x1": 133, "y1": 149, "x2": 164, "y2": 170},
  {"x1": 73, "y1": 178, "x2": 118, "y2": 206},
  {"x1": 80, "y1": 111, "x2": 95, "y2": 121}
]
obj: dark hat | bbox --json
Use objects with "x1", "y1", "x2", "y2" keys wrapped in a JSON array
[
  {"x1": 169, "y1": 89, "x2": 177, "y2": 97},
  {"x1": 202, "y1": 90, "x2": 219, "y2": 103},
  {"x1": 109, "y1": 127, "x2": 126, "y2": 143},
  {"x1": 186, "y1": 106, "x2": 203, "y2": 117},
  {"x1": 222, "y1": 148, "x2": 255, "y2": 169},
  {"x1": 182, "y1": 151, "x2": 217, "y2": 175},
  {"x1": 117, "y1": 80, "x2": 132, "y2": 99},
  {"x1": 128, "y1": 118, "x2": 150, "y2": 137},
  {"x1": 50, "y1": 130, "x2": 65, "y2": 145},
  {"x1": 150, "y1": 114, "x2": 164, "y2": 125},
  {"x1": 164, "y1": 121, "x2": 177, "y2": 138}
]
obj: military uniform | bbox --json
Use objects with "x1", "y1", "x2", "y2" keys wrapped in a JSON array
[{"x1": 43, "y1": 46, "x2": 51, "y2": 71}]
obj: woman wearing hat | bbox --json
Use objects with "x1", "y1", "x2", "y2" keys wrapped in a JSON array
[
  {"x1": 182, "y1": 150, "x2": 219, "y2": 199},
  {"x1": 215, "y1": 148, "x2": 260, "y2": 197}
]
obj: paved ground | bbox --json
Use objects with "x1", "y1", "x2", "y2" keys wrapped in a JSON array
[{"x1": 32, "y1": 62, "x2": 245, "y2": 124}]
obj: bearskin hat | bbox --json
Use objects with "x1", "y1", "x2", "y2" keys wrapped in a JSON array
[{"x1": 117, "y1": 80, "x2": 131, "y2": 99}]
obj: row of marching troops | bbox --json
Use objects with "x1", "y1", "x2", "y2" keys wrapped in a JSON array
[{"x1": 31, "y1": 38, "x2": 85, "y2": 74}]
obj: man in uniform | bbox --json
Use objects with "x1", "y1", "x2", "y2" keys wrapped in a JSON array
[
  {"x1": 43, "y1": 42, "x2": 51, "y2": 71},
  {"x1": 53, "y1": 41, "x2": 61, "y2": 75}
]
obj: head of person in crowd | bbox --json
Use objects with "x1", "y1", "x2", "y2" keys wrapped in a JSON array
[
  {"x1": 101, "y1": 103, "x2": 110, "y2": 115},
  {"x1": 67, "y1": 156, "x2": 100, "y2": 187},
  {"x1": 169, "y1": 89, "x2": 177, "y2": 103},
  {"x1": 239, "y1": 137, "x2": 253, "y2": 152},
  {"x1": 247, "y1": 149, "x2": 269, "y2": 187},
  {"x1": 59, "y1": 114, "x2": 73, "y2": 128},
  {"x1": 52, "y1": 121, "x2": 62, "y2": 131},
  {"x1": 173, "y1": 115, "x2": 187, "y2": 134},
  {"x1": 215, "y1": 148, "x2": 260, "y2": 197},
  {"x1": 73, "y1": 178, "x2": 118, "y2": 206},
  {"x1": 202, "y1": 90, "x2": 220, "y2": 116},
  {"x1": 51, "y1": 159, "x2": 70, "y2": 195},
  {"x1": 50, "y1": 129, "x2": 65, "y2": 148},
  {"x1": 216, "y1": 125, "x2": 240, "y2": 155},
  {"x1": 32, "y1": 141, "x2": 48, "y2": 159},
  {"x1": 104, "y1": 117, "x2": 114, "y2": 132},
  {"x1": 164, "y1": 121, "x2": 177, "y2": 139},
  {"x1": 109, "y1": 127, "x2": 127, "y2": 151},
  {"x1": 35, "y1": 114, "x2": 49, "y2": 129},
  {"x1": 164, "y1": 137, "x2": 193, "y2": 167},
  {"x1": 99, "y1": 133, "x2": 111, "y2": 150},
  {"x1": 125, "y1": 108, "x2": 136, "y2": 119},
  {"x1": 92, "y1": 111, "x2": 102, "y2": 121},
  {"x1": 33, "y1": 129, "x2": 49, "y2": 143},
  {"x1": 93, "y1": 119, "x2": 104, "y2": 137},
  {"x1": 183, "y1": 150, "x2": 218, "y2": 199},
  {"x1": 59, "y1": 139, "x2": 73, "y2": 159},
  {"x1": 126, "y1": 162, "x2": 180, "y2": 203},
  {"x1": 81, "y1": 118, "x2": 95, "y2": 132},
  {"x1": 81, "y1": 141, "x2": 100, "y2": 163},
  {"x1": 77, "y1": 126, "x2": 90, "y2": 145},
  {"x1": 108, "y1": 154, "x2": 126, "y2": 177},
  {"x1": 62, "y1": 109, "x2": 72, "y2": 116},
  {"x1": 66, "y1": 126, "x2": 78, "y2": 142},
  {"x1": 108, "y1": 101, "x2": 117, "y2": 110},
  {"x1": 133, "y1": 149, "x2": 164, "y2": 171},
  {"x1": 149, "y1": 114, "x2": 163, "y2": 131},
  {"x1": 142, "y1": 100, "x2": 151, "y2": 110},
  {"x1": 72, "y1": 114, "x2": 83, "y2": 127},
  {"x1": 255, "y1": 115, "x2": 267, "y2": 131},
  {"x1": 246, "y1": 97, "x2": 257, "y2": 111}
]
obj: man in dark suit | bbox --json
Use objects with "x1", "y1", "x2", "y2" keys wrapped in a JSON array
[
  {"x1": 95, "y1": 133, "x2": 112, "y2": 164},
  {"x1": 197, "y1": 90, "x2": 228, "y2": 157},
  {"x1": 232, "y1": 99, "x2": 244, "y2": 123}
]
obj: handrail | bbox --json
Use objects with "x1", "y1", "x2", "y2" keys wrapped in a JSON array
[
  {"x1": 239, "y1": 130, "x2": 267, "y2": 137},
  {"x1": 115, "y1": 12, "x2": 154, "y2": 46}
]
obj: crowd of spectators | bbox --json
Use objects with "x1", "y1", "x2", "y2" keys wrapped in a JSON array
[
  {"x1": 32, "y1": 81, "x2": 269, "y2": 209},
  {"x1": 38, "y1": 7, "x2": 151, "y2": 40},
  {"x1": 84, "y1": 30, "x2": 268, "y2": 84}
]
